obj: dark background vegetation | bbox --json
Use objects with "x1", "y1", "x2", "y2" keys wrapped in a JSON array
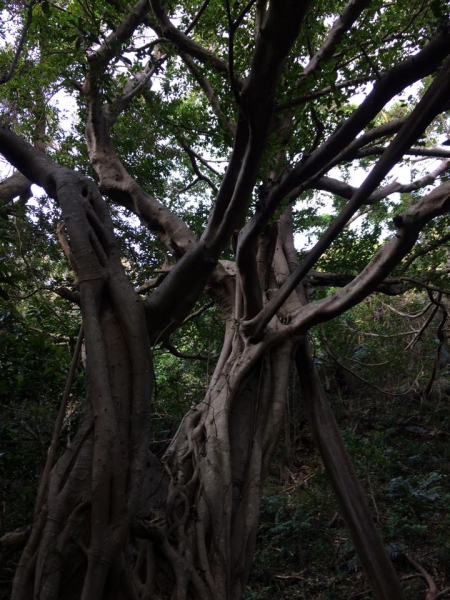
[{"x1": 1, "y1": 220, "x2": 449, "y2": 598}]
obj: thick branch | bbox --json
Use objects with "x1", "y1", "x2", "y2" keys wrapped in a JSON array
[
  {"x1": 86, "y1": 0, "x2": 151, "y2": 71},
  {"x1": 202, "y1": 0, "x2": 311, "y2": 252},
  {"x1": 0, "y1": 169, "x2": 32, "y2": 206},
  {"x1": 255, "y1": 26, "x2": 450, "y2": 228},
  {"x1": 245, "y1": 53, "x2": 450, "y2": 339},
  {"x1": 149, "y1": 0, "x2": 237, "y2": 82},
  {"x1": 280, "y1": 180, "x2": 450, "y2": 339}
]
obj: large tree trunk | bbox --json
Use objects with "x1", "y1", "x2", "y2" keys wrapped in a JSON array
[
  {"x1": 12, "y1": 311, "x2": 293, "y2": 599},
  {"x1": 145, "y1": 323, "x2": 294, "y2": 600}
]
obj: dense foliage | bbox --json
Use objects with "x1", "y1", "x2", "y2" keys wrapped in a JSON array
[{"x1": 0, "y1": 0, "x2": 449, "y2": 599}]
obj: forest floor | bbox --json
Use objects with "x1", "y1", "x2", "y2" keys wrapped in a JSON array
[{"x1": 245, "y1": 387, "x2": 450, "y2": 599}]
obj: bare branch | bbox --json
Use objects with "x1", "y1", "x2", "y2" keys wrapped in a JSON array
[
  {"x1": 185, "y1": 0, "x2": 211, "y2": 35},
  {"x1": 180, "y1": 52, "x2": 237, "y2": 137},
  {"x1": 276, "y1": 76, "x2": 375, "y2": 111},
  {"x1": 0, "y1": 1, "x2": 35, "y2": 85},
  {"x1": 162, "y1": 341, "x2": 209, "y2": 361},
  {"x1": 302, "y1": 0, "x2": 371, "y2": 78}
]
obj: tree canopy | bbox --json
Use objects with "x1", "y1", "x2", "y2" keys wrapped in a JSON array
[{"x1": 0, "y1": 1, "x2": 450, "y2": 599}]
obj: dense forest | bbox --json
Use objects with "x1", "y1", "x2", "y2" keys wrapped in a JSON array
[{"x1": 0, "y1": 0, "x2": 450, "y2": 598}]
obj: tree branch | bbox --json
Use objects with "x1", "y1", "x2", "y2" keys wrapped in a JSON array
[
  {"x1": 149, "y1": 0, "x2": 238, "y2": 84},
  {"x1": 180, "y1": 53, "x2": 236, "y2": 137},
  {"x1": 349, "y1": 146, "x2": 450, "y2": 160},
  {"x1": 244, "y1": 53, "x2": 450, "y2": 339},
  {"x1": 180, "y1": 141, "x2": 219, "y2": 193},
  {"x1": 0, "y1": 1, "x2": 35, "y2": 85},
  {"x1": 276, "y1": 76, "x2": 375, "y2": 111},
  {"x1": 281, "y1": 180, "x2": 450, "y2": 339},
  {"x1": 313, "y1": 158, "x2": 450, "y2": 205},
  {"x1": 184, "y1": 0, "x2": 211, "y2": 35},
  {"x1": 302, "y1": 0, "x2": 371, "y2": 78}
]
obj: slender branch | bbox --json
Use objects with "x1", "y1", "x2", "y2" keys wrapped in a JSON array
[
  {"x1": 0, "y1": 1, "x2": 35, "y2": 85},
  {"x1": 181, "y1": 300, "x2": 214, "y2": 324},
  {"x1": 180, "y1": 141, "x2": 219, "y2": 192},
  {"x1": 180, "y1": 53, "x2": 236, "y2": 137},
  {"x1": 402, "y1": 230, "x2": 450, "y2": 270},
  {"x1": 149, "y1": 0, "x2": 239, "y2": 84},
  {"x1": 302, "y1": 0, "x2": 371, "y2": 78},
  {"x1": 234, "y1": 0, "x2": 258, "y2": 30},
  {"x1": 162, "y1": 341, "x2": 209, "y2": 361},
  {"x1": 179, "y1": 145, "x2": 222, "y2": 177},
  {"x1": 224, "y1": 0, "x2": 244, "y2": 109},
  {"x1": 381, "y1": 301, "x2": 432, "y2": 319},
  {"x1": 321, "y1": 326, "x2": 421, "y2": 397},
  {"x1": 423, "y1": 292, "x2": 448, "y2": 398},
  {"x1": 34, "y1": 326, "x2": 84, "y2": 516},
  {"x1": 276, "y1": 76, "x2": 375, "y2": 111},
  {"x1": 184, "y1": 0, "x2": 211, "y2": 34},
  {"x1": 406, "y1": 556, "x2": 437, "y2": 600}
]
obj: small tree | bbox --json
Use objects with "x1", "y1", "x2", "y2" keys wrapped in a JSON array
[{"x1": 1, "y1": 1, "x2": 450, "y2": 598}]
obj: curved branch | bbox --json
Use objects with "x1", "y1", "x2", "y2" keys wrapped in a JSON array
[
  {"x1": 180, "y1": 141, "x2": 219, "y2": 192},
  {"x1": 85, "y1": 0, "x2": 151, "y2": 72},
  {"x1": 179, "y1": 53, "x2": 236, "y2": 137},
  {"x1": 162, "y1": 341, "x2": 209, "y2": 361},
  {"x1": 149, "y1": 0, "x2": 238, "y2": 83}
]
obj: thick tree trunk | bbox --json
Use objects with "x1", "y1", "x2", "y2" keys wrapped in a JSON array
[
  {"x1": 12, "y1": 307, "x2": 293, "y2": 600},
  {"x1": 155, "y1": 325, "x2": 294, "y2": 600}
]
